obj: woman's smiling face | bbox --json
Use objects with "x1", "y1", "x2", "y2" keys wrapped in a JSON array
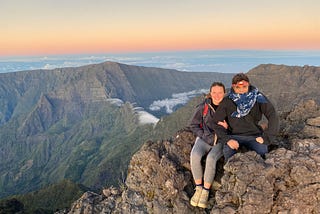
[{"x1": 210, "y1": 85, "x2": 225, "y2": 105}]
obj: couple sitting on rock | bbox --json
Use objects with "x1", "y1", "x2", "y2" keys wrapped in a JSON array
[{"x1": 188, "y1": 73, "x2": 279, "y2": 208}]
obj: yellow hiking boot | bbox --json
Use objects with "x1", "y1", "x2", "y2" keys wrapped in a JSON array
[
  {"x1": 190, "y1": 186, "x2": 202, "y2": 207},
  {"x1": 197, "y1": 189, "x2": 209, "y2": 208}
]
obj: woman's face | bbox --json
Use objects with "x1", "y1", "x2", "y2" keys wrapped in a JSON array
[
  {"x1": 232, "y1": 81, "x2": 249, "y2": 94},
  {"x1": 210, "y1": 85, "x2": 225, "y2": 105}
]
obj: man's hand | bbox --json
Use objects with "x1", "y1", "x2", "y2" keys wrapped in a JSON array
[
  {"x1": 227, "y1": 139, "x2": 239, "y2": 150},
  {"x1": 218, "y1": 120, "x2": 228, "y2": 129},
  {"x1": 256, "y1": 137, "x2": 264, "y2": 144}
]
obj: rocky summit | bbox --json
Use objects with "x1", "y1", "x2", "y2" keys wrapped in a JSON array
[
  {"x1": 62, "y1": 98, "x2": 320, "y2": 214},
  {"x1": 2, "y1": 63, "x2": 320, "y2": 213}
]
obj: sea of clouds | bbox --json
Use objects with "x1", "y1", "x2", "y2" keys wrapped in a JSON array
[
  {"x1": 106, "y1": 98, "x2": 160, "y2": 125},
  {"x1": 1, "y1": 50, "x2": 320, "y2": 74},
  {"x1": 106, "y1": 88, "x2": 207, "y2": 125},
  {"x1": 149, "y1": 89, "x2": 207, "y2": 114}
]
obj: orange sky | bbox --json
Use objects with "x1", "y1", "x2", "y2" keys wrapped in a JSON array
[{"x1": 1, "y1": 0, "x2": 320, "y2": 56}]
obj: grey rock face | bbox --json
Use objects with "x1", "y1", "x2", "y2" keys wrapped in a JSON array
[
  {"x1": 247, "y1": 64, "x2": 320, "y2": 113},
  {"x1": 66, "y1": 99, "x2": 320, "y2": 214},
  {"x1": 213, "y1": 142, "x2": 320, "y2": 213},
  {"x1": 280, "y1": 99, "x2": 320, "y2": 142}
]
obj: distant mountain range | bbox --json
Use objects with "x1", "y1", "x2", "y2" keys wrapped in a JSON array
[
  {"x1": 1, "y1": 62, "x2": 320, "y2": 213},
  {"x1": 0, "y1": 61, "x2": 233, "y2": 198}
]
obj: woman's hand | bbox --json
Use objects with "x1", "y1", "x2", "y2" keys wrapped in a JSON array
[{"x1": 218, "y1": 120, "x2": 228, "y2": 129}]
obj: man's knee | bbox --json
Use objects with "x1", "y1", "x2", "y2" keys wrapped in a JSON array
[
  {"x1": 254, "y1": 144, "x2": 268, "y2": 155},
  {"x1": 246, "y1": 142, "x2": 268, "y2": 159}
]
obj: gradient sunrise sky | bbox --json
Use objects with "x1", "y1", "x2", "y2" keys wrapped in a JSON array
[{"x1": 1, "y1": 0, "x2": 320, "y2": 57}]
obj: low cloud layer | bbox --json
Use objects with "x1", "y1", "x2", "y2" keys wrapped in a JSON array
[
  {"x1": 134, "y1": 107, "x2": 160, "y2": 125},
  {"x1": 2, "y1": 50, "x2": 319, "y2": 73},
  {"x1": 106, "y1": 98, "x2": 124, "y2": 107},
  {"x1": 149, "y1": 89, "x2": 207, "y2": 114},
  {"x1": 107, "y1": 99, "x2": 159, "y2": 125}
]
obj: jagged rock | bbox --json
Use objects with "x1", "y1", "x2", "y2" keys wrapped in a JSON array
[
  {"x1": 247, "y1": 64, "x2": 320, "y2": 113},
  {"x1": 212, "y1": 143, "x2": 320, "y2": 213},
  {"x1": 302, "y1": 124, "x2": 320, "y2": 138},
  {"x1": 302, "y1": 116, "x2": 320, "y2": 138},
  {"x1": 286, "y1": 100, "x2": 319, "y2": 122},
  {"x1": 124, "y1": 131, "x2": 195, "y2": 213},
  {"x1": 280, "y1": 99, "x2": 320, "y2": 140},
  {"x1": 102, "y1": 187, "x2": 120, "y2": 198},
  {"x1": 67, "y1": 188, "x2": 122, "y2": 214},
  {"x1": 65, "y1": 100, "x2": 320, "y2": 214},
  {"x1": 306, "y1": 116, "x2": 320, "y2": 126}
]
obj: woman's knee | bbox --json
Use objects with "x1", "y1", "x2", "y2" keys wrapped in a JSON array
[{"x1": 190, "y1": 152, "x2": 203, "y2": 162}]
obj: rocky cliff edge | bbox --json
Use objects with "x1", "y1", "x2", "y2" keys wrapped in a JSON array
[{"x1": 61, "y1": 99, "x2": 320, "y2": 214}]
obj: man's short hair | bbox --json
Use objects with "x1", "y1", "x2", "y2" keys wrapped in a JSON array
[{"x1": 232, "y1": 73, "x2": 250, "y2": 84}]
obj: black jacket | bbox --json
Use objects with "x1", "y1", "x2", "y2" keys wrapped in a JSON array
[
  {"x1": 189, "y1": 98, "x2": 219, "y2": 146},
  {"x1": 213, "y1": 86, "x2": 279, "y2": 145}
]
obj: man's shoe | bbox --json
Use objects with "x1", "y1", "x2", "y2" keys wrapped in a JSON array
[
  {"x1": 190, "y1": 186, "x2": 202, "y2": 207},
  {"x1": 197, "y1": 189, "x2": 209, "y2": 208}
]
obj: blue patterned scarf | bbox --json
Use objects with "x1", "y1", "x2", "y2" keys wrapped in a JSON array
[{"x1": 228, "y1": 87, "x2": 267, "y2": 118}]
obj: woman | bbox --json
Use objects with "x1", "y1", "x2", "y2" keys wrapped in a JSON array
[{"x1": 189, "y1": 82, "x2": 227, "y2": 208}]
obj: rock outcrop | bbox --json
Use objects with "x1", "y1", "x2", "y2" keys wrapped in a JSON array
[
  {"x1": 247, "y1": 64, "x2": 320, "y2": 113},
  {"x1": 63, "y1": 99, "x2": 320, "y2": 213}
]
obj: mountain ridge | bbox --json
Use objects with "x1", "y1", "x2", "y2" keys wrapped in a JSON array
[
  {"x1": 1, "y1": 63, "x2": 320, "y2": 213},
  {"x1": 247, "y1": 64, "x2": 320, "y2": 112},
  {"x1": 0, "y1": 61, "x2": 233, "y2": 124},
  {"x1": 0, "y1": 61, "x2": 233, "y2": 198}
]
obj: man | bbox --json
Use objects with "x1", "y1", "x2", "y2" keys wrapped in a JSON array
[{"x1": 213, "y1": 73, "x2": 279, "y2": 161}]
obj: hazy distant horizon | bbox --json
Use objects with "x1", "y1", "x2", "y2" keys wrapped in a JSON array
[{"x1": 1, "y1": 50, "x2": 320, "y2": 74}]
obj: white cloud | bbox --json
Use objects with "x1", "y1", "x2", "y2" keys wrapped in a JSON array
[
  {"x1": 107, "y1": 98, "x2": 159, "y2": 125},
  {"x1": 43, "y1": 63, "x2": 54, "y2": 69},
  {"x1": 163, "y1": 62, "x2": 189, "y2": 71},
  {"x1": 106, "y1": 98, "x2": 124, "y2": 107},
  {"x1": 136, "y1": 110, "x2": 159, "y2": 125},
  {"x1": 149, "y1": 89, "x2": 207, "y2": 113},
  {"x1": 133, "y1": 106, "x2": 159, "y2": 125}
]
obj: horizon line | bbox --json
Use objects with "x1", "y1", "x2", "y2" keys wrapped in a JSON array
[{"x1": 2, "y1": 48, "x2": 320, "y2": 59}]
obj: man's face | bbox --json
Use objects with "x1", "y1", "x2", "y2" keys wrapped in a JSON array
[
  {"x1": 210, "y1": 85, "x2": 225, "y2": 105},
  {"x1": 232, "y1": 80, "x2": 249, "y2": 94}
]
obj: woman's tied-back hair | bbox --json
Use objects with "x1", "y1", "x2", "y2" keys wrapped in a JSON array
[
  {"x1": 206, "y1": 82, "x2": 226, "y2": 98},
  {"x1": 232, "y1": 73, "x2": 250, "y2": 84}
]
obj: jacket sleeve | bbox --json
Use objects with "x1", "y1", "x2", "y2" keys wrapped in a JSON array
[
  {"x1": 260, "y1": 99, "x2": 280, "y2": 145},
  {"x1": 213, "y1": 99, "x2": 231, "y2": 144},
  {"x1": 189, "y1": 103, "x2": 204, "y2": 138}
]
